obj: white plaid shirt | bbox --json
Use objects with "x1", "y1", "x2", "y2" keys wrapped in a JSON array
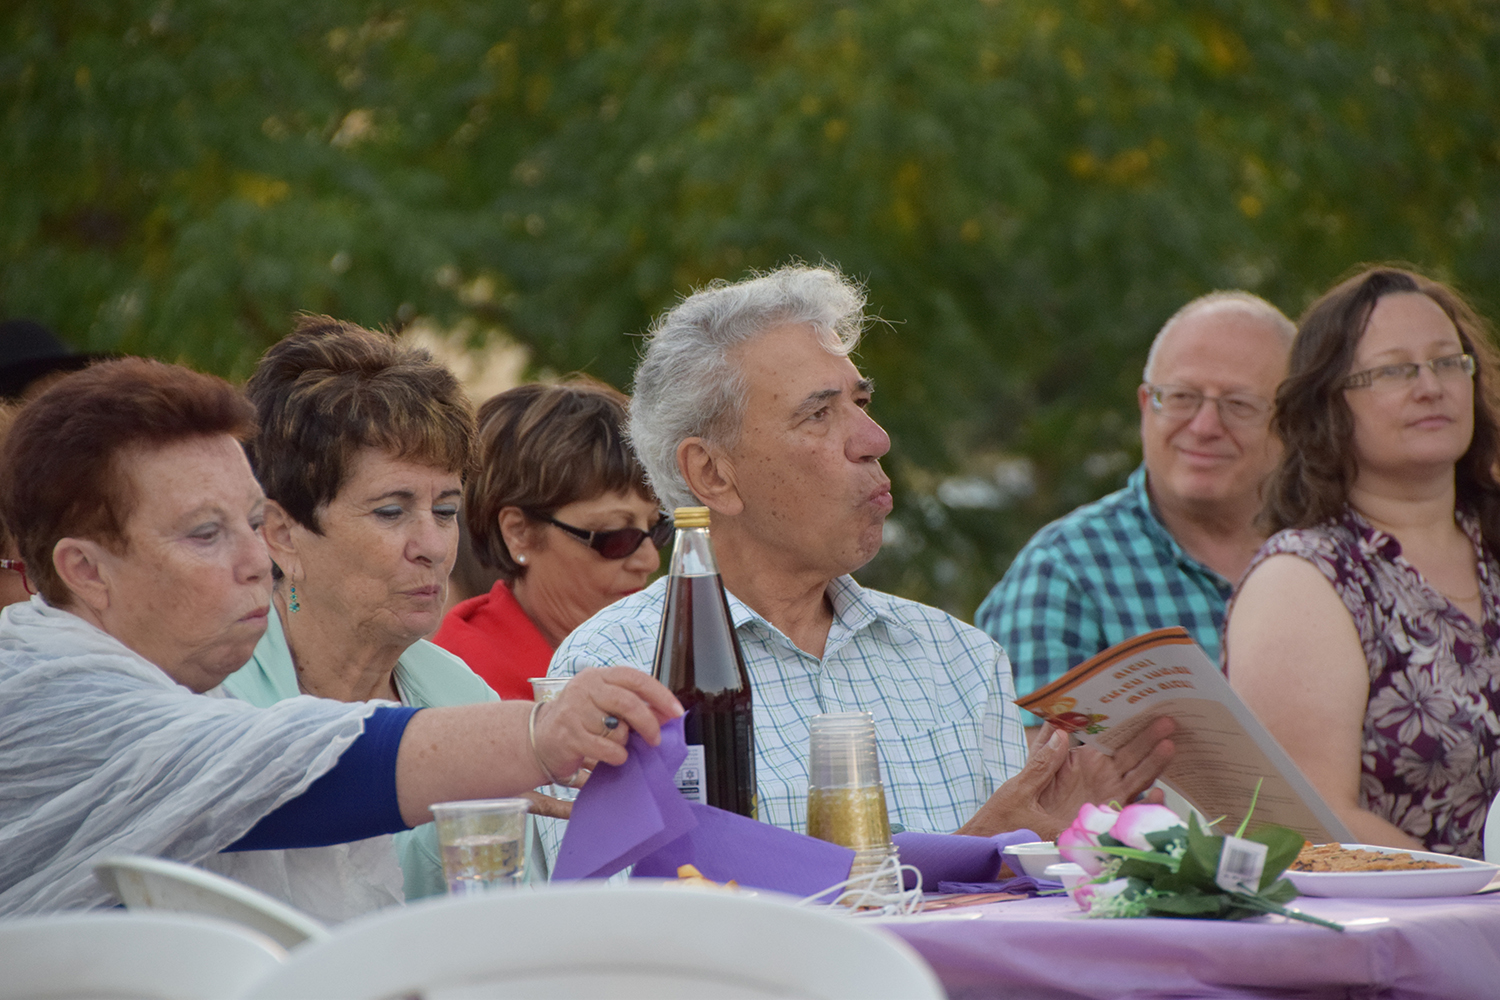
[{"x1": 550, "y1": 574, "x2": 1028, "y2": 835}]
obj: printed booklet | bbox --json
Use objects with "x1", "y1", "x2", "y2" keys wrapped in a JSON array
[{"x1": 1015, "y1": 627, "x2": 1352, "y2": 844}]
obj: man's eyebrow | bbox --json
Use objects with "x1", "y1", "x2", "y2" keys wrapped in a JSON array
[
  {"x1": 793, "y1": 388, "x2": 842, "y2": 417},
  {"x1": 855, "y1": 377, "x2": 875, "y2": 395}
]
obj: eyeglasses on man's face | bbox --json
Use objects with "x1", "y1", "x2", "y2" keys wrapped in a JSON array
[
  {"x1": 1144, "y1": 384, "x2": 1271, "y2": 428},
  {"x1": 526, "y1": 511, "x2": 674, "y2": 560},
  {"x1": 0, "y1": 558, "x2": 33, "y2": 596},
  {"x1": 1342, "y1": 352, "x2": 1476, "y2": 392}
]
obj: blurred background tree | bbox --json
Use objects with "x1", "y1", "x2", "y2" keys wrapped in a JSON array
[{"x1": 4, "y1": 0, "x2": 1498, "y2": 616}]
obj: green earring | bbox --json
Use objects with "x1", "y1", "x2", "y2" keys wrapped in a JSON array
[{"x1": 289, "y1": 582, "x2": 301, "y2": 613}]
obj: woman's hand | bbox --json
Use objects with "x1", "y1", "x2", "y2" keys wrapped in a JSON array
[{"x1": 529, "y1": 667, "x2": 683, "y2": 787}]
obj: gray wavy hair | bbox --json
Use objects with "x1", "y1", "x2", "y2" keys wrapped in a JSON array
[
  {"x1": 630, "y1": 265, "x2": 868, "y2": 510},
  {"x1": 1142, "y1": 290, "x2": 1296, "y2": 383}
]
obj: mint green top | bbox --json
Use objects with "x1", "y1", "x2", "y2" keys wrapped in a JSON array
[{"x1": 222, "y1": 606, "x2": 498, "y2": 900}]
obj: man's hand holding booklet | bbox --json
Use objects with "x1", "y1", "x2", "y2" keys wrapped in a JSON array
[{"x1": 1015, "y1": 627, "x2": 1353, "y2": 844}]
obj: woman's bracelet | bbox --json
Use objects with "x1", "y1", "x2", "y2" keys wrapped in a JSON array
[{"x1": 528, "y1": 700, "x2": 576, "y2": 786}]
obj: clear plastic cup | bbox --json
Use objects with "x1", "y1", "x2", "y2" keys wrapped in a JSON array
[
  {"x1": 530, "y1": 677, "x2": 570, "y2": 703},
  {"x1": 431, "y1": 798, "x2": 530, "y2": 894},
  {"x1": 805, "y1": 712, "x2": 900, "y2": 897},
  {"x1": 528, "y1": 677, "x2": 578, "y2": 801}
]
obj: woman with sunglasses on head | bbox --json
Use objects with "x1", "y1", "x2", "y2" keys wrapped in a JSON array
[
  {"x1": 433, "y1": 379, "x2": 669, "y2": 700},
  {"x1": 1224, "y1": 266, "x2": 1500, "y2": 858}
]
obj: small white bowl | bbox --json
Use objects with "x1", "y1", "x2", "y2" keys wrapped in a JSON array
[
  {"x1": 1004, "y1": 841, "x2": 1062, "y2": 878},
  {"x1": 1043, "y1": 861, "x2": 1087, "y2": 890}
]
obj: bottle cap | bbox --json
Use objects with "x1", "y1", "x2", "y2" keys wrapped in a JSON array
[{"x1": 673, "y1": 506, "x2": 711, "y2": 527}]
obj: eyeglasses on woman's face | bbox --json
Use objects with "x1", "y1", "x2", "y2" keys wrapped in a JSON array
[
  {"x1": 1144, "y1": 384, "x2": 1272, "y2": 428},
  {"x1": 527, "y1": 511, "x2": 674, "y2": 560},
  {"x1": 1342, "y1": 352, "x2": 1476, "y2": 392}
]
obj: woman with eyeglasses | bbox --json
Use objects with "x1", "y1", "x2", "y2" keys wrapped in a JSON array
[
  {"x1": 1224, "y1": 266, "x2": 1500, "y2": 858},
  {"x1": 433, "y1": 379, "x2": 668, "y2": 700}
]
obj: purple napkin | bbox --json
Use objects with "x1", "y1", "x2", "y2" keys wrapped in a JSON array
[
  {"x1": 634, "y1": 803, "x2": 856, "y2": 896},
  {"x1": 892, "y1": 829, "x2": 1042, "y2": 890},
  {"x1": 554, "y1": 716, "x2": 855, "y2": 896},
  {"x1": 936, "y1": 876, "x2": 1063, "y2": 896},
  {"x1": 551, "y1": 718, "x2": 695, "y2": 880}
]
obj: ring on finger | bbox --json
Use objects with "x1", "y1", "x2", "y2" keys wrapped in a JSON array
[{"x1": 601, "y1": 714, "x2": 620, "y2": 735}]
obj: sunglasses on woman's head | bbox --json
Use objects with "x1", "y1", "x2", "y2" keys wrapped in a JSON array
[{"x1": 527, "y1": 512, "x2": 674, "y2": 559}]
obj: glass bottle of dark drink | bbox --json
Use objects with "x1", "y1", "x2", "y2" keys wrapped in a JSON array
[{"x1": 651, "y1": 506, "x2": 756, "y2": 818}]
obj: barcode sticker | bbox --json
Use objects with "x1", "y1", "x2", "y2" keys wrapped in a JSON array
[
  {"x1": 1215, "y1": 835, "x2": 1268, "y2": 893},
  {"x1": 673, "y1": 745, "x2": 707, "y2": 804}
]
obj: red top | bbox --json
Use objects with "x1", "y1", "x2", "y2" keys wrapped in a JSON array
[{"x1": 432, "y1": 581, "x2": 554, "y2": 700}]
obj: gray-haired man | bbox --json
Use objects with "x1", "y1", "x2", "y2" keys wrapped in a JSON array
[{"x1": 552, "y1": 265, "x2": 1173, "y2": 839}]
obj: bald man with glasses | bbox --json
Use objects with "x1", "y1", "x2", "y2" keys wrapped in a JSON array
[{"x1": 977, "y1": 292, "x2": 1294, "y2": 738}]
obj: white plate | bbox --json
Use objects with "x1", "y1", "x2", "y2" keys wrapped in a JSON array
[{"x1": 1285, "y1": 844, "x2": 1499, "y2": 898}]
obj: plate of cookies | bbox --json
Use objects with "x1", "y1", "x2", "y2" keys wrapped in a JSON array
[{"x1": 1285, "y1": 843, "x2": 1500, "y2": 898}]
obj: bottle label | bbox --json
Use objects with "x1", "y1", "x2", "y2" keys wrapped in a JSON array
[{"x1": 673, "y1": 745, "x2": 707, "y2": 804}]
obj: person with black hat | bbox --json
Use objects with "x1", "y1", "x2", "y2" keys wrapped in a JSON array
[{"x1": 0, "y1": 320, "x2": 100, "y2": 401}]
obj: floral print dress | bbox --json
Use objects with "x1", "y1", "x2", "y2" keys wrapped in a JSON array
[{"x1": 1236, "y1": 506, "x2": 1500, "y2": 857}]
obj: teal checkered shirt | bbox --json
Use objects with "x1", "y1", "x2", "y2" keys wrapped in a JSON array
[
  {"x1": 550, "y1": 574, "x2": 1028, "y2": 836},
  {"x1": 975, "y1": 464, "x2": 1232, "y2": 720}
]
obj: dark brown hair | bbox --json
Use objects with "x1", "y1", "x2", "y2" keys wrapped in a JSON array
[
  {"x1": 246, "y1": 317, "x2": 473, "y2": 533},
  {"x1": 0, "y1": 358, "x2": 256, "y2": 604},
  {"x1": 466, "y1": 378, "x2": 655, "y2": 582},
  {"x1": 1263, "y1": 266, "x2": 1500, "y2": 551}
]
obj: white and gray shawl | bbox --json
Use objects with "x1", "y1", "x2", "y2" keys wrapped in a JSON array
[{"x1": 0, "y1": 597, "x2": 375, "y2": 916}]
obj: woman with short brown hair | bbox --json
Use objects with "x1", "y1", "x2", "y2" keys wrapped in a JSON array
[
  {"x1": 224, "y1": 317, "x2": 493, "y2": 910},
  {"x1": 434, "y1": 378, "x2": 668, "y2": 699}
]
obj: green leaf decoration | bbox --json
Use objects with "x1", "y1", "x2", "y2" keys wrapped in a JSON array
[
  {"x1": 1247, "y1": 824, "x2": 1307, "y2": 892},
  {"x1": 1062, "y1": 792, "x2": 1339, "y2": 929},
  {"x1": 1177, "y1": 813, "x2": 1224, "y2": 891},
  {"x1": 1261, "y1": 878, "x2": 1300, "y2": 905},
  {"x1": 1145, "y1": 893, "x2": 1227, "y2": 917},
  {"x1": 1144, "y1": 828, "x2": 1185, "y2": 853},
  {"x1": 1116, "y1": 857, "x2": 1174, "y2": 881}
]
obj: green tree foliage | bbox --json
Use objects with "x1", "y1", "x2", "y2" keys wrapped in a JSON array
[{"x1": 4, "y1": 0, "x2": 1499, "y2": 614}]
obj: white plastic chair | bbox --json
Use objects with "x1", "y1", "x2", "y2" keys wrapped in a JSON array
[
  {"x1": 0, "y1": 910, "x2": 285, "y2": 1000},
  {"x1": 242, "y1": 883, "x2": 945, "y2": 999},
  {"x1": 94, "y1": 855, "x2": 330, "y2": 950},
  {"x1": 1485, "y1": 792, "x2": 1500, "y2": 864}
]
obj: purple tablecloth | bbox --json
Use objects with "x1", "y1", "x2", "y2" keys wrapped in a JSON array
[{"x1": 880, "y1": 891, "x2": 1500, "y2": 1000}]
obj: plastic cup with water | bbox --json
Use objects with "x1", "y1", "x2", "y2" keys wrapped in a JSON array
[{"x1": 431, "y1": 798, "x2": 529, "y2": 894}]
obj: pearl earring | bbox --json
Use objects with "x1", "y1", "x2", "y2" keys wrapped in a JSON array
[{"x1": 517, "y1": 554, "x2": 527, "y2": 565}]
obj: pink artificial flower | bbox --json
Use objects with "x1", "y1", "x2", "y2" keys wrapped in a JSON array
[
  {"x1": 1057, "y1": 802, "x2": 1120, "y2": 875},
  {"x1": 1070, "y1": 876, "x2": 1130, "y2": 913},
  {"x1": 1109, "y1": 803, "x2": 1184, "y2": 851}
]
